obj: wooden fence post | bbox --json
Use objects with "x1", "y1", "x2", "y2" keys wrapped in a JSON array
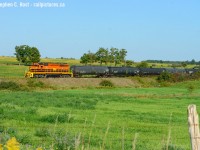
[{"x1": 188, "y1": 104, "x2": 200, "y2": 150}]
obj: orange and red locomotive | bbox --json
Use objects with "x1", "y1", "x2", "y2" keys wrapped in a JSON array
[{"x1": 25, "y1": 62, "x2": 73, "y2": 78}]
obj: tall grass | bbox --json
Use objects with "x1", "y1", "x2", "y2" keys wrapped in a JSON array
[{"x1": 1, "y1": 86, "x2": 200, "y2": 149}]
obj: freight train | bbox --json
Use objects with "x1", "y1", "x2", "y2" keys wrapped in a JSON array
[{"x1": 25, "y1": 62, "x2": 199, "y2": 78}]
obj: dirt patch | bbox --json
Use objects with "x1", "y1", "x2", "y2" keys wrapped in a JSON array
[
  {"x1": 43, "y1": 78, "x2": 141, "y2": 89},
  {"x1": 0, "y1": 77, "x2": 157, "y2": 90}
]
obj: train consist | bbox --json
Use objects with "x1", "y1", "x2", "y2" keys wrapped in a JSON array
[{"x1": 25, "y1": 63, "x2": 199, "y2": 78}]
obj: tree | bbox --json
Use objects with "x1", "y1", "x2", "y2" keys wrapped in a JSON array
[
  {"x1": 80, "y1": 53, "x2": 90, "y2": 65},
  {"x1": 109, "y1": 48, "x2": 121, "y2": 66},
  {"x1": 14, "y1": 45, "x2": 40, "y2": 65},
  {"x1": 80, "y1": 51, "x2": 96, "y2": 65},
  {"x1": 119, "y1": 49, "x2": 127, "y2": 65},
  {"x1": 87, "y1": 50, "x2": 96, "y2": 64},
  {"x1": 95, "y1": 47, "x2": 109, "y2": 65},
  {"x1": 27, "y1": 47, "x2": 40, "y2": 63}
]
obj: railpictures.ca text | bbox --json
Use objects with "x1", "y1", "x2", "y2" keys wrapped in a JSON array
[{"x1": 0, "y1": 2, "x2": 65, "y2": 8}]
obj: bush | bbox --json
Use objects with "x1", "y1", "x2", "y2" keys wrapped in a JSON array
[
  {"x1": 0, "y1": 81, "x2": 20, "y2": 91},
  {"x1": 99, "y1": 80, "x2": 114, "y2": 87},
  {"x1": 27, "y1": 79, "x2": 45, "y2": 88},
  {"x1": 157, "y1": 71, "x2": 171, "y2": 82}
]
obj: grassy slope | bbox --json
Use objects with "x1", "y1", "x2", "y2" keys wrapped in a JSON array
[{"x1": 1, "y1": 85, "x2": 199, "y2": 149}]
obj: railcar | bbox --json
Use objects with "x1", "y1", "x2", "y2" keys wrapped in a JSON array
[
  {"x1": 70, "y1": 66, "x2": 109, "y2": 77},
  {"x1": 164, "y1": 68, "x2": 186, "y2": 74},
  {"x1": 108, "y1": 67, "x2": 140, "y2": 77},
  {"x1": 25, "y1": 62, "x2": 73, "y2": 78},
  {"x1": 139, "y1": 68, "x2": 166, "y2": 76}
]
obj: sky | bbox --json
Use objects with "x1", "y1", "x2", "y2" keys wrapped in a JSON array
[{"x1": 0, "y1": 0, "x2": 199, "y2": 62}]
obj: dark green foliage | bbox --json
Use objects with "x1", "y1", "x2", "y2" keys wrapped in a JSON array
[
  {"x1": 40, "y1": 113, "x2": 73, "y2": 124},
  {"x1": 35, "y1": 128, "x2": 51, "y2": 137},
  {"x1": 80, "y1": 47, "x2": 127, "y2": 66},
  {"x1": 158, "y1": 71, "x2": 200, "y2": 83},
  {"x1": 162, "y1": 144, "x2": 185, "y2": 150},
  {"x1": 157, "y1": 71, "x2": 172, "y2": 82},
  {"x1": 27, "y1": 79, "x2": 45, "y2": 88},
  {"x1": 187, "y1": 85, "x2": 196, "y2": 93},
  {"x1": 99, "y1": 79, "x2": 114, "y2": 87},
  {"x1": 16, "y1": 134, "x2": 31, "y2": 144},
  {"x1": 0, "y1": 81, "x2": 20, "y2": 91},
  {"x1": 126, "y1": 60, "x2": 134, "y2": 66},
  {"x1": 137, "y1": 61, "x2": 148, "y2": 68},
  {"x1": 80, "y1": 51, "x2": 96, "y2": 65},
  {"x1": 95, "y1": 47, "x2": 109, "y2": 65},
  {"x1": 7, "y1": 128, "x2": 18, "y2": 136},
  {"x1": 14, "y1": 45, "x2": 41, "y2": 65}
]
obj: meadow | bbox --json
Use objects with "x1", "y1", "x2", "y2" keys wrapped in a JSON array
[
  {"x1": 1, "y1": 84, "x2": 200, "y2": 149},
  {"x1": 0, "y1": 56, "x2": 200, "y2": 149}
]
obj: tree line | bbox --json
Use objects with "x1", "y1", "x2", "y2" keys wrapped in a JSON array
[
  {"x1": 145, "y1": 59, "x2": 200, "y2": 65},
  {"x1": 80, "y1": 47, "x2": 133, "y2": 66}
]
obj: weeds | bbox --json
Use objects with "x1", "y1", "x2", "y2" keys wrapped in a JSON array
[
  {"x1": 0, "y1": 81, "x2": 20, "y2": 91},
  {"x1": 99, "y1": 79, "x2": 114, "y2": 87},
  {"x1": 27, "y1": 79, "x2": 45, "y2": 88},
  {"x1": 35, "y1": 128, "x2": 51, "y2": 137},
  {"x1": 40, "y1": 113, "x2": 74, "y2": 124}
]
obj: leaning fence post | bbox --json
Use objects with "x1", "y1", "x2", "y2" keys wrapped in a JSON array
[{"x1": 188, "y1": 104, "x2": 200, "y2": 150}]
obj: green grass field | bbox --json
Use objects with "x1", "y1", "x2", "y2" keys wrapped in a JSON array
[
  {"x1": 1, "y1": 85, "x2": 200, "y2": 149},
  {"x1": 1, "y1": 56, "x2": 200, "y2": 149}
]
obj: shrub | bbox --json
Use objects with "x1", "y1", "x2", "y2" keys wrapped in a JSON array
[
  {"x1": 0, "y1": 81, "x2": 20, "y2": 91},
  {"x1": 99, "y1": 80, "x2": 114, "y2": 87},
  {"x1": 136, "y1": 61, "x2": 148, "y2": 68},
  {"x1": 157, "y1": 71, "x2": 171, "y2": 82},
  {"x1": 27, "y1": 79, "x2": 45, "y2": 88}
]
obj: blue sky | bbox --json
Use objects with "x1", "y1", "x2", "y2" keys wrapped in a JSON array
[{"x1": 0, "y1": 0, "x2": 199, "y2": 62}]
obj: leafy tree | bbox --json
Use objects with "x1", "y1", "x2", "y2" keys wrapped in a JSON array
[
  {"x1": 14, "y1": 45, "x2": 40, "y2": 65},
  {"x1": 95, "y1": 47, "x2": 109, "y2": 65},
  {"x1": 80, "y1": 51, "x2": 96, "y2": 65},
  {"x1": 109, "y1": 47, "x2": 117, "y2": 64},
  {"x1": 15, "y1": 45, "x2": 29, "y2": 65},
  {"x1": 80, "y1": 53, "x2": 90, "y2": 65},
  {"x1": 109, "y1": 48, "x2": 121, "y2": 66},
  {"x1": 87, "y1": 50, "x2": 96, "y2": 64},
  {"x1": 27, "y1": 47, "x2": 40, "y2": 63},
  {"x1": 119, "y1": 49, "x2": 127, "y2": 65}
]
